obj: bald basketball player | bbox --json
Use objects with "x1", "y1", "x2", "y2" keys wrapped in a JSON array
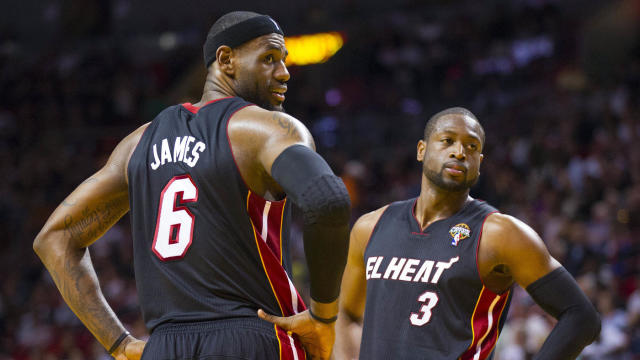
[{"x1": 335, "y1": 108, "x2": 600, "y2": 360}]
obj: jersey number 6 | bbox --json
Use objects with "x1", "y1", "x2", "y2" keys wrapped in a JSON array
[
  {"x1": 152, "y1": 175, "x2": 198, "y2": 261},
  {"x1": 409, "y1": 291, "x2": 439, "y2": 326}
]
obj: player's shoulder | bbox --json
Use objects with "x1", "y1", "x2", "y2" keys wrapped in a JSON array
[
  {"x1": 349, "y1": 205, "x2": 390, "y2": 255},
  {"x1": 231, "y1": 106, "x2": 312, "y2": 144},
  {"x1": 234, "y1": 105, "x2": 304, "y2": 130},
  {"x1": 108, "y1": 122, "x2": 151, "y2": 180},
  {"x1": 481, "y1": 212, "x2": 543, "y2": 255},
  {"x1": 353, "y1": 205, "x2": 390, "y2": 234},
  {"x1": 121, "y1": 122, "x2": 151, "y2": 156},
  {"x1": 483, "y1": 212, "x2": 532, "y2": 234}
]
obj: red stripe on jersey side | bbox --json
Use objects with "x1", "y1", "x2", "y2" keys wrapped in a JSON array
[
  {"x1": 275, "y1": 325, "x2": 307, "y2": 360},
  {"x1": 275, "y1": 199, "x2": 306, "y2": 314},
  {"x1": 248, "y1": 191, "x2": 285, "y2": 315},
  {"x1": 460, "y1": 287, "x2": 510, "y2": 360},
  {"x1": 247, "y1": 191, "x2": 306, "y2": 317},
  {"x1": 268, "y1": 198, "x2": 285, "y2": 261},
  {"x1": 477, "y1": 289, "x2": 510, "y2": 359},
  {"x1": 246, "y1": 193, "x2": 285, "y2": 260}
]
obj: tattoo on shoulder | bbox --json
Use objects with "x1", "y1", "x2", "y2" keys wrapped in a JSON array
[{"x1": 272, "y1": 113, "x2": 298, "y2": 137}]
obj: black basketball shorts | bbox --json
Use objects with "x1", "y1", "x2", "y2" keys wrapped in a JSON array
[{"x1": 141, "y1": 317, "x2": 305, "y2": 360}]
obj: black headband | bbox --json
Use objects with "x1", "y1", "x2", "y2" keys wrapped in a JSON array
[{"x1": 203, "y1": 15, "x2": 284, "y2": 68}]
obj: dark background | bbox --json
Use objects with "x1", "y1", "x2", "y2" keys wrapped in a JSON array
[{"x1": 1, "y1": 0, "x2": 639, "y2": 358}]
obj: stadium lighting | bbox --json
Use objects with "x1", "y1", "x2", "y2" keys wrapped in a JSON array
[{"x1": 284, "y1": 32, "x2": 344, "y2": 66}]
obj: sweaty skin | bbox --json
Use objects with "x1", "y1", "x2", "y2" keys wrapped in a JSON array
[
  {"x1": 34, "y1": 33, "x2": 340, "y2": 360},
  {"x1": 334, "y1": 114, "x2": 561, "y2": 359}
]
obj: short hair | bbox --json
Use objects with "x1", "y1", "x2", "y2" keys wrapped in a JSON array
[{"x1": 423, "y1": 107, "x2": 485, "y2": 145}]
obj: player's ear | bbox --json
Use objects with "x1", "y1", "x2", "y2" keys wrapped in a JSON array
[
  {"x1": 417, "y1": 140, "x2": 426, "y2": 162},
  {"x1": 216, "y1": 46, "x2": 235, "y2": 76}
]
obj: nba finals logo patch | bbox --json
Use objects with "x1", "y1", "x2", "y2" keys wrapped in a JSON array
[{"x1": 449, "y1": 223, "x2": 471, "y2": 246}]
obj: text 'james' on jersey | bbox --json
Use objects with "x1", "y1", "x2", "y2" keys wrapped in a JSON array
[{"x1": 150, "y1": 136, "x2": 206, "y2": 170}]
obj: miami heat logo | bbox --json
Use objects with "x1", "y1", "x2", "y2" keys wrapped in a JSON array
[{"x1": 449, "y1": 223, "x2": 470, "y2": 246}]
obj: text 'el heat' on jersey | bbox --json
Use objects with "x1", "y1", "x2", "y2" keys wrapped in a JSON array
[{"x1": 366, "y1": 256, "x2": 459, "y2": 283}]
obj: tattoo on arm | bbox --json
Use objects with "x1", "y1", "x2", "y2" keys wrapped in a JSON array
[
  {"x1": 272, "y1": 113, "x2": 298, "y2": 137},
  {"x1": 48, "y1": 247, "x2": 124, "y2": 348},
  {"x1": 63, "y1": 198, "x2": 124, "y2": 243},
  {"x1": 47, "y1": 197, "x2": 128, "y2": 348}
]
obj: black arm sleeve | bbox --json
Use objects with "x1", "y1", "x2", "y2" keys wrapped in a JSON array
[
  {"x1": 271, "y1": 145, "x2": 351, "y2": 303},
  {"x1": 527, "y1": 267, "x2": 601, "y2": 360}
]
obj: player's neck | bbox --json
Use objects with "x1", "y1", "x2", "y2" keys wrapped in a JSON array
[
  {"x1": 415, "y1": 179, "x2": 471, "y2": 229},
  {"x1": 196, "y1": 71, "x2": 237, "y2": 106}
]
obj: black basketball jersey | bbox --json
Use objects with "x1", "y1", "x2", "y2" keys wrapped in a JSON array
[
  {"x1": 360, "y1": 198, "x2": 511, "y2": 360},
  {"x1": 127, "y1": 97, "x2": 306, "y2": 344}
]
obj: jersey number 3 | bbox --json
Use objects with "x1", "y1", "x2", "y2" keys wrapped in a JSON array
[
  {"x1": 409, "y1": 291, "x2": 439, "y2": 326},
  {"x1": 152, "y1": 175, "x2": 198, "y2": 261}
]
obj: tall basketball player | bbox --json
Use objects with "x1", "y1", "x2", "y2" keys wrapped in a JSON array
[{"x1": 34, "y1": 11, "x2": 350, "y2": 360}]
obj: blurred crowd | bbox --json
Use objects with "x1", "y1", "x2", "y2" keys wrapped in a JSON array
[{"x1": 1, "y1": 0, "x2": 639, "y2": 359}]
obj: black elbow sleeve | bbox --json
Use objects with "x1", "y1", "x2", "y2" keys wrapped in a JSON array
[
  {"x1": 297, "y1": 173, "x2": 351, "y2": 226},
  {"x1": 271, "y1": 145, "x2": 351, "y2": 227},
  {"x1": 271, "y1": 145, "x2": 351, "y2": 302},
  {"x1": 527, "y1": 267, "x2": 601, "y2": 359}
]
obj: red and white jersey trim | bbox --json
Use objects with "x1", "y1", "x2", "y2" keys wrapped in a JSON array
[{"x1": 247, "y1": 191, "x2": 307, "y2": 359}]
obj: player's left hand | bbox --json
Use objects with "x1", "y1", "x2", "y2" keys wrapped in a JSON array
[
  {"x1": 112, "y1": 336, "x2": 146, "y2": 360},
  {"x1": 258, "y1": 309, "x2": 335, "y2": 360}
]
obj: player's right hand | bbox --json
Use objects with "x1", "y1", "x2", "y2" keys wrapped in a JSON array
[
  {"x1": 112, "y1": 336, "x2": 146, "y2": 360},
  {"x1": 258, "y1": 309, "x2": 335, "y2": 360}
]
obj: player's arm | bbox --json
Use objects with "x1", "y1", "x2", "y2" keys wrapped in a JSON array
[
  {"x1": 333, "y1": 207, "x2": 387, "y2": 360},
  {"x1": 230, "y1": 107, "x2": 350, "y2": 359},
  {"x1": 259, "y1": 111, "x2": 351, "y2": 310},
  {"x1": 33, "y1": 124, "x2": 148, "y2": 359},
  {"x1": 481, "y1": 213, "x2": 601, "y2": 360}
]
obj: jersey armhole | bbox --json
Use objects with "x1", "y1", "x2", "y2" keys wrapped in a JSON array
[
  {"x1": 363, "y1": 205, "x2": 391, "y2": 253},
  {"x1": 125, "y1": 122, "x2": 153, "y2": 185},
  {"x1": 475, "y1": 210, "x2": 500, "y2": 288},
  {"x1": 225, "y1": 104, "x2": 262, "y2": 197}
]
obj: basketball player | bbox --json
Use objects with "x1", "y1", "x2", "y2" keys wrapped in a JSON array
[
  {"x1": 335, "y1": 108, "x2": 600, "y2": 359},
  {"x1": 33, "y1": 11, "x2": 350, "y2": 360}
]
